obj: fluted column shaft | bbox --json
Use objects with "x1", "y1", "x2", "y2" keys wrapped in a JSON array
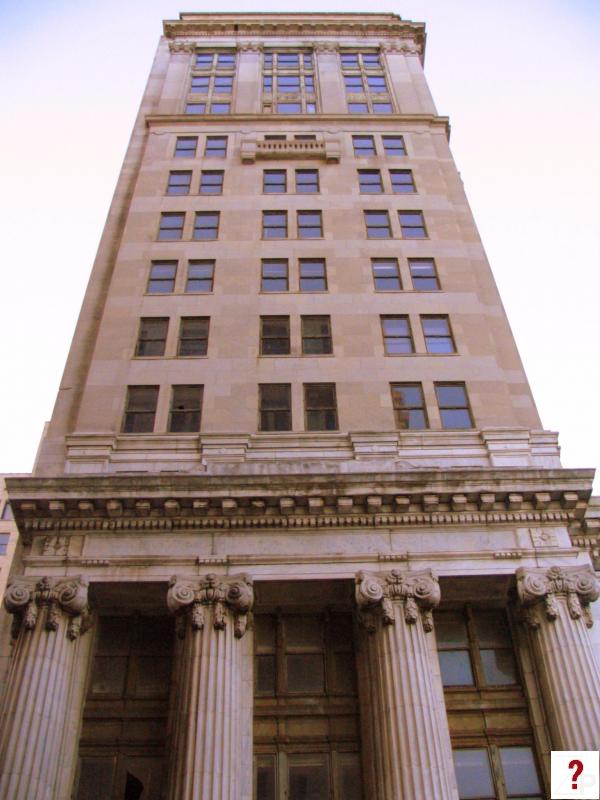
[
  {"x1": 0, "y1": 575, "x2": 90, "y2": 800},
  {"x1": 356, "y1": 569, "x2": 456, "y2": 800},
  {"x1": 166, "y1": 573, "x2": 253, "y2": 800},
  {"x1": 517, "y1": 565, "x2": 600, "y2": 750}
]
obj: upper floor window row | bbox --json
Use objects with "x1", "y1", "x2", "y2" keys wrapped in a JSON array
[
  {"x1": 263, "y1": 51, "x2": 313, "y2": 70},
  {"x1": 174, "y1": 136, "x2": 227, "y2": 158},
  {"x1": 194, "y1": 52, "x2": 236, "y2": 71},
  {"x1": 190, "y1": 74, "x2": 233, "y2": 95},
  {"x1": 358, "y1": 169, "x2": 416, "y2": 194},
  {"x1": 364, "y1": 210, "x2": 428, "y2": 239},
  {"x1": 185, "y1": 101, "x2": 230, "y2": 115},
  {"x1": 352, "y1": 134, "x2": 406, "y2": 157},
  {"x1": 158, "y1": 212, "x2": 220, "y2": 241},
  {"x1": 340, "y1": 51, "x2": 382, "y2": 70}
]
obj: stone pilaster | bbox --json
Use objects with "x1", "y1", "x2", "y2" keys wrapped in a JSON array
[
  {"x1": 355, "y1": 569, "x2": 456, "y2": 800},
  {"x1": 0, "y1": 575, "x2": 90, "y2": 800},
  {"x1": 166, "y1": 573, "x2": 254, "y2": 800},
  {"x1": 516, "y1": 564, "x2": 600, "y2": 750}
]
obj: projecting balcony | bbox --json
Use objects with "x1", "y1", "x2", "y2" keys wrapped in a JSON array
[{"x1": 241, "y1": 136, "x2": 341, "y2": 163}]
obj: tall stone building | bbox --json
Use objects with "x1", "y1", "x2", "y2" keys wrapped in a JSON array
[{"x1": 1, "y1": 12, "x2": 598, "y2": 800}]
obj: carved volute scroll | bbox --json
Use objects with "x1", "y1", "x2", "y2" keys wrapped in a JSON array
[
  {"x1": 3, "y1": 575, "x2": 90, "y2": 640},
  {"x1": 355, "y1": 568, "x2": 440, "y2": 633},
  {"x1": 516, "y1": 565, "x2": 599, "y2": 629},
  {"x1": 167, "y1": 573, "x2": 254, "y2": 638}
]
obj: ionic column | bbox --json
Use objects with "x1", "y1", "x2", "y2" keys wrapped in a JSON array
[
  {"x1": 0, "y1": 575, "x2": 90, "y2": 800},
  {"x1": 355, "y1": 569, "x2": 456, "y2": 800},
  {"x1": 166, "y1": 573, "x2": 254, "y2": 800},
  {"x1": 516, "y1": 564, "x2": 600, "y2": 750}
]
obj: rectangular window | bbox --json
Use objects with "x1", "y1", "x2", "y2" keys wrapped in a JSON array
[
  {"x1": 362, "y1": 53, "x2": 381, "y2": 68},
  {"x1": 158, "y1": 212, "x2": 184, "y2": 241},
  {"x1": 409, "y1": 258, "x2": 440, "y2": 290},
  {"x1": 193, "y1": 212, "x2": 219, "y2": 240},
  {"x1": 278, "y1": 75, "x2": 301, "y2": 91},
  {"x1": 367, "y1": 75, "x2": 387, "y2": 91},
  {"x1": 205, "y1": 136, "x2": 227, "y2": 157},
  {"x1": 191, "y1": 76, "x2": 209, "y2": 93},
  {"x1": 382, "y1": 135, "x2": 406, "y2": 156},
  {"x1": 391, "y1": 383, "x2": 428, "y2": 430},
  {"x1": 381, "y1": 316, "x2": 414, "y2": 354},
  {"x1": 435, "y1": 383, "x2": 473, "y2": 429},
  {"x1": 178, "y1": 317, "x2": 209, "y2": 357},
  {"x1": 261, "y1": 260, "x2": 288, "y2": 292},
  {"x1": 399, "y1": 211, "x2": 427, "y2": 238},
  {"x1": 278, "y1": 52, "x2": 299, "y2": 66},
  {"x1": 147, "y1": 261, "x2": 176, "y2": 293},
  {"x1": 259, "y1": 384, "x2": 291, "y2": 431},
  {"x1": 174, "y1": 136, "x2": 198, "y2": 157},
  {"x1": 295, "y1": 169, "x2": 319, "y2": 193},
  {"x1": 390, "y1": 169, "x2": 416, "y2": 193},
  {"x1": 297, "y1": 210, "x2": 323, "y2": 238},
  {"x1": 263, "y1": 170, "x2": 287, "y2": 193},
  {"x1": 262, "y1": 211, "x2": 287, "y2": 239},
  {"x1": 167, "y1": 171, "x2": 192, "y2": 195},
  {"x1": 135, "y1": 318, "x2": 168, "y2": 357},
  {"x1": 352, "y1": 135, "x2": 376, "y2": 156},
  {"x1": 299, "y1": 259, "x2": 327, "y2": 291},
  {"x1": 195, "y1": 52, "x2": 214, "y2": 69},
  {"x1": 364, "y1": 210, "x2": 391, "y2": 238},
  {"x1": 169, "y1": 385, "x2": 203, "y2": 433},
  {"x1": 260, "y1": 316, "x2": 290, "y2": 355},
  {"x1": 214, "y1": 75, "x2": 233, "y2": 93},
  {"x1": 186, "y1": 102, "x2": 205, "y2": 114},
  {"x1": 217, "y1": 53, "x2": 235, "y2": 69},
  {"x1": 372, "y1": 102, "x2": 392, "y2": 113},
  {"x1": 123, "y1": 386, "x2": 158, "y2": 433},
  {"x1": 358, "y1": 169, "x2": 383, "y2": 193},
  {"x1": 277, "y1": 102, "x2": 302, "y2": 113},
  {"x1": 341, "y1": 53, "x2": 359, "y2": 68},
  {"x1": 422, "y1": 316, "x2": 455, "y2": 354},
  {"x1": 348, "y1": 102, "x2": 368, "y2": 113},
  {"x1": 263, "y1": 75, "x2": 273, "y2": 92},
  {"x1": 209, "y1": 102, "x2": 230, "y2": 114},
  {"x1": 454, "y1": 747, "x2": 542, "y2": 800},
  {"x1": 199, "y1": 170, "x2": 223, "y2": 195},
  {"x1": 186, "y1": 261, "x2": 214, "y2": 293},
  {"x1": 372, "y1": 258, "x2": 401, "y2": 291},
  {"x1": 304, "y1": 383, "x2": 338, "y2": 431},
  {"x1": 301, "y1": 316, "x2": 332, "y2": 355},
  {"x1": 344, "y1": 75, "x2": 364, "y2": 92}
]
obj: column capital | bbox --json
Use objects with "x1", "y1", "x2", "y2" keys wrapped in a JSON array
[
  {"x1": 355, "y1": 568, "x2": 440, "y2": 633},
  {"x1": 516, "y1": 565, "x2": 599, "y2": 628},
  {"x1": 314, "y1": 42, "x2": 339, "y2": 54},
  {"x1": 167, "y1": 573, "x2": 254, "y2": 638},
  {"x1": 3, "y1": 575, "x2": 90, "y2": 639}
]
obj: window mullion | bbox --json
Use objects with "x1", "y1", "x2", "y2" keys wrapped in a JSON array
[{"x1": 465, "y1": 604, "x2": 485, "y2": 688}]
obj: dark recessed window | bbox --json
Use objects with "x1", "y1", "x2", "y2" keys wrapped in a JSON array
[
  {"x1": 382, "y1": 135, "x2": 406, "y2": 156},
  {"x1": 259, "y1": 384, "x2": 291, "y2": 431},
  {"x1": 398, "y1": 211, "x2": 427, "y2": 238},
  {"x1": 301, "y1": 316, "x2": 332, "y2": 355},
  {"x1": 186, "y1": 261, "x2": 214, "y2": 293},
  {"x1": 178, "y1": 317, "x2": 209, "y2": 357},
  {"x1": 391, "y1": 383, "x2": 428, "y2": 430},
  {"x1": 364, "y1": 210, "x2": 391, "y2": 238},
  {"x1": 167, "y1": 171, "x2": 192, "y2": 196},
  {"x1": 262, "y1": 211, "x2": 288, "y2": 239},
  {"x1": 158, "y1": 212, "x2": 184, "y2": 240},
  {"x1": 261, "y1": 260, "x2": 288, "y2": 292},
  {"x1": 199, "y1": 171, "x2": 224, "y2": 195},
  {"x1": 435, "y1": 383, "x2": 473, "y2": 429},
  {"x1": 297, "y1": 211, "x2": 323, "y2": 238},
  {"x1": 381, "y1": 316, "x2": 414, "y2": 354},
  {"x1": 205, "y1": 136, "x2": 228, "y2": 157},
  {"x1": 352, "y1": 135, "x2": 376, "y2": 156},
  {"x1": 390, "y1": 169, "x2": 416, "y2": 194},
  {"x1": 191, "y1": 76, "x2": 209, "y2": 93},
  {"x1": 422, "y1": 316, "x2": 455, "y2": 354},
  {"x1": 304, "y1": 383, "x2": 338, "y2": 431},
  {"x1": 263, "y1": 170, "x2": 287, "y2": 193},
  {"x1": 358, "y1": 170, "x2": 383, "y2": 193},
  {"x1": 175, "y1": 136, "x2": 198, "y2": 157},
  {"x1": 454, "y1": 747, "x2": 543, "y2": 800},
  {"x1": 409, "y1": 258, "x2": 440, "y2": 290},
  {"x1": 147, "y1": 261, "x2": 176, "y2": 293},
  {"x1": 136, "y1": 318, "x2": 168, "y2": 357},
  {"x1": 260, "y1": 316, "x2": 290, "y2": 355},
  {"x1": 193, "y1": 212, "x2": 219, "y2": 240},
  {"x1": 186, "y1": 103, "x2": 206, "y2": 114},
  {"x1": 295, "y1": 169, "x2": 319, "y2": 193},
  {"x1": 372, "y1": 258, "x2": 401, "y2": 291},
  {"x1": 299, "y1": 259, "x2": 327, "y2": 291},
  {"x1": 169, "y1": 385, "x2": 203, "y2": 433},
  {"x1": 123, "y1": 386, "x2": 158, "y2": 433}
]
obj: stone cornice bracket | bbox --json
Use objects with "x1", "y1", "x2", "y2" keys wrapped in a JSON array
[
  {"x1": 3, "y1": 575, "x2": 90, "y2": 640},
  {"x1": 516, "y1": 565, "x2": 600, "y2": 629},
  {"x1": 167, "y1": 573, "x2": 254, "y2": 639},
  {"x1": 237, "y1": 42, "x2": 263, "y2": 52},
  {"x1": 168, "y1": 40, "x2": 196, "y2": 54},
  {"x1": 381, "y1": 40, "x2": 420, "y2": 55},
  {"x1": 355, "y1": 568, "x2": 440, "y2": 633},
  {"x1": 313, "y1": 41, "x2": 339, "y2": 53}
]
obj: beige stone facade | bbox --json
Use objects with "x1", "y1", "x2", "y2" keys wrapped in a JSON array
[{"x1": 1, "y1": 12, "x2": 598, "y2": 800}]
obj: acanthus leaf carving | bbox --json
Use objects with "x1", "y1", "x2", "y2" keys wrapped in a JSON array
[
  {"x1": 516, "y1": 565, "x2": 599, "y2": 627},
  {"x1": 167, "y1": 573, "x2": 254, "y2": 638},
  {"x1": 3, "y1": 575, "x2": 90, "y2": 638},
  {"x1": 355, "y1": 568, "x2": 440, "y2": 633}
]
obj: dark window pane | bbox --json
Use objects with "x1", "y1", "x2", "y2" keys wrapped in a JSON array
[
  {"x1": 123, "y1": 386, "x2": 158, "y2": 433},
  {"x1": 255, "y1": 655, "x2": 276, "y2": 694},
  {"x1": 382, "y1": 135, "x2": 406, "y2": 155},
  {"x1": 264, "y1": 170, "x2": 286, "y2": 193},
  {"x1": 286, "y1": 654, "x2": 325, "y2": 693},
  {"x1": 391, "y1": 169, "x2": 416, "y2": 193},
  {"x1": 195, "y1": 53, "x2": 213, "y2": 68},
  {"x1": 278, "y1": 75, "x2": 300, "y2": 91},
  {"x1": 372, "y1": 259, "x2": 401, "y2": 290},
  {"x1": 158, "y1": 213, "x2": 184, "y2": 240},
  {"x1": 298, "y1": 211, "x2": 322, "y2": 237},
  {"x1": 362, "y1": 53, "x2": 380, "y2": 67},
  {"x1": 358, "y1": 170, "x2": 383, "y2": 193},
  {"x1": 194, "y1": 212, "x2": 219, "y2": 240},
  {"x1": 175, "y1": 136, "x2": 198, "y2": 157},
  {"x1": 439, "y1": 651, "x2": 475, "y2": 686},
  {"x1": 186, "y1": 103, "x2": 205, "y2": 114},
  {"x1": 148, "y1": 262, "x2": 176, "y2": 293},
  {"x1": 277, "y1": 102, "x2": 302, "y2": 113},
  {"x1": 299, "y1": 260, "x2": 326, "y2": 291},
  {"x1": 186, "y1": 261, "x2": 214, "y2": 292},
  {"x1": 179, "y1": 318, "x2": 209, "y2": 357},
  {"x1": 296, "y1": 169, "x2": 319, "y2": 193},
  {"x1": 167, "y1": 171, "x2": 192, "y2": 195},
  {"x1": 436, "y1": 612, "x2": 469, "y2": 646},
  {"x1": 288, "y1": 758, "x2": 329, "y2": 800},
  {"x1": 260, "y1": 385, "x2": 291, "y2": 431},
  {"x1": 341, "y1": 53, "x2": 359, "y2": 67},
  {"x1": 338, "y1": 755, "x2": 362, "y2": 800},
  {"x1": 353, "y1": 135, "x2": 375, "y2": 155},
  {"x1": 278, "y1": 53, "x2": 299, "y2": 66},
  {"x1": 217, "y1": 53, "x2": 235, "y2": 67},
  {"x1": 373, "y1": 102, "x2": 392, "y2": 113},
  {"x1": 200, "y1": 171, "x2": 223, "y2": 194},
  {"x1": 205, "y1": 136, "x2": 227, "y2": 157},
  {"x1": 440, "y1": 409, "x2": 473, "y2": 429},
  {"x1": 191, "y1": 76, "x2": 209, "y2": 92},
  {"x1": 262, "y1": 261, "x2": 288, "y2": 291},
  {"x1": 136, "y1": 318, "x2": 168, "y2": 357},
  {"x1": 77, "y1": 756, "x2": 117, "y2": 800},
  {"x1": 367, "y1": 75, "x2": 387, "y2": 90},
  {"x1": 480, "y1": 649, "x2": 518, "y2": 685},
  {"x1": 345, "y1": 75, "x2": 364, "y2": 91},
  {"x1": 169, "y1": 386, "x2": 203, "y2": 433},
  {"x1": 436, "y1": 384, "x2": 468, "y2": 407},
  {"x1": 453, "y1": 749, "x2": 495, "y2": 800},
  {"x1": 256, "y1": 758, "x2": 276, "y2": 800},
  {"x1": 500, "y1": 748, "x2": 542, "y2": 797}
]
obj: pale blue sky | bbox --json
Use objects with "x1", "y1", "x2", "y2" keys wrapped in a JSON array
[{"x1": 1, "y1": 1, "x2": 599, "y2": 487}]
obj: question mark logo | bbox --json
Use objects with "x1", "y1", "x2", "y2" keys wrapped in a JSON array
[{"x1": 569, "y1": 758, "x2": 583, "y2": 790}]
